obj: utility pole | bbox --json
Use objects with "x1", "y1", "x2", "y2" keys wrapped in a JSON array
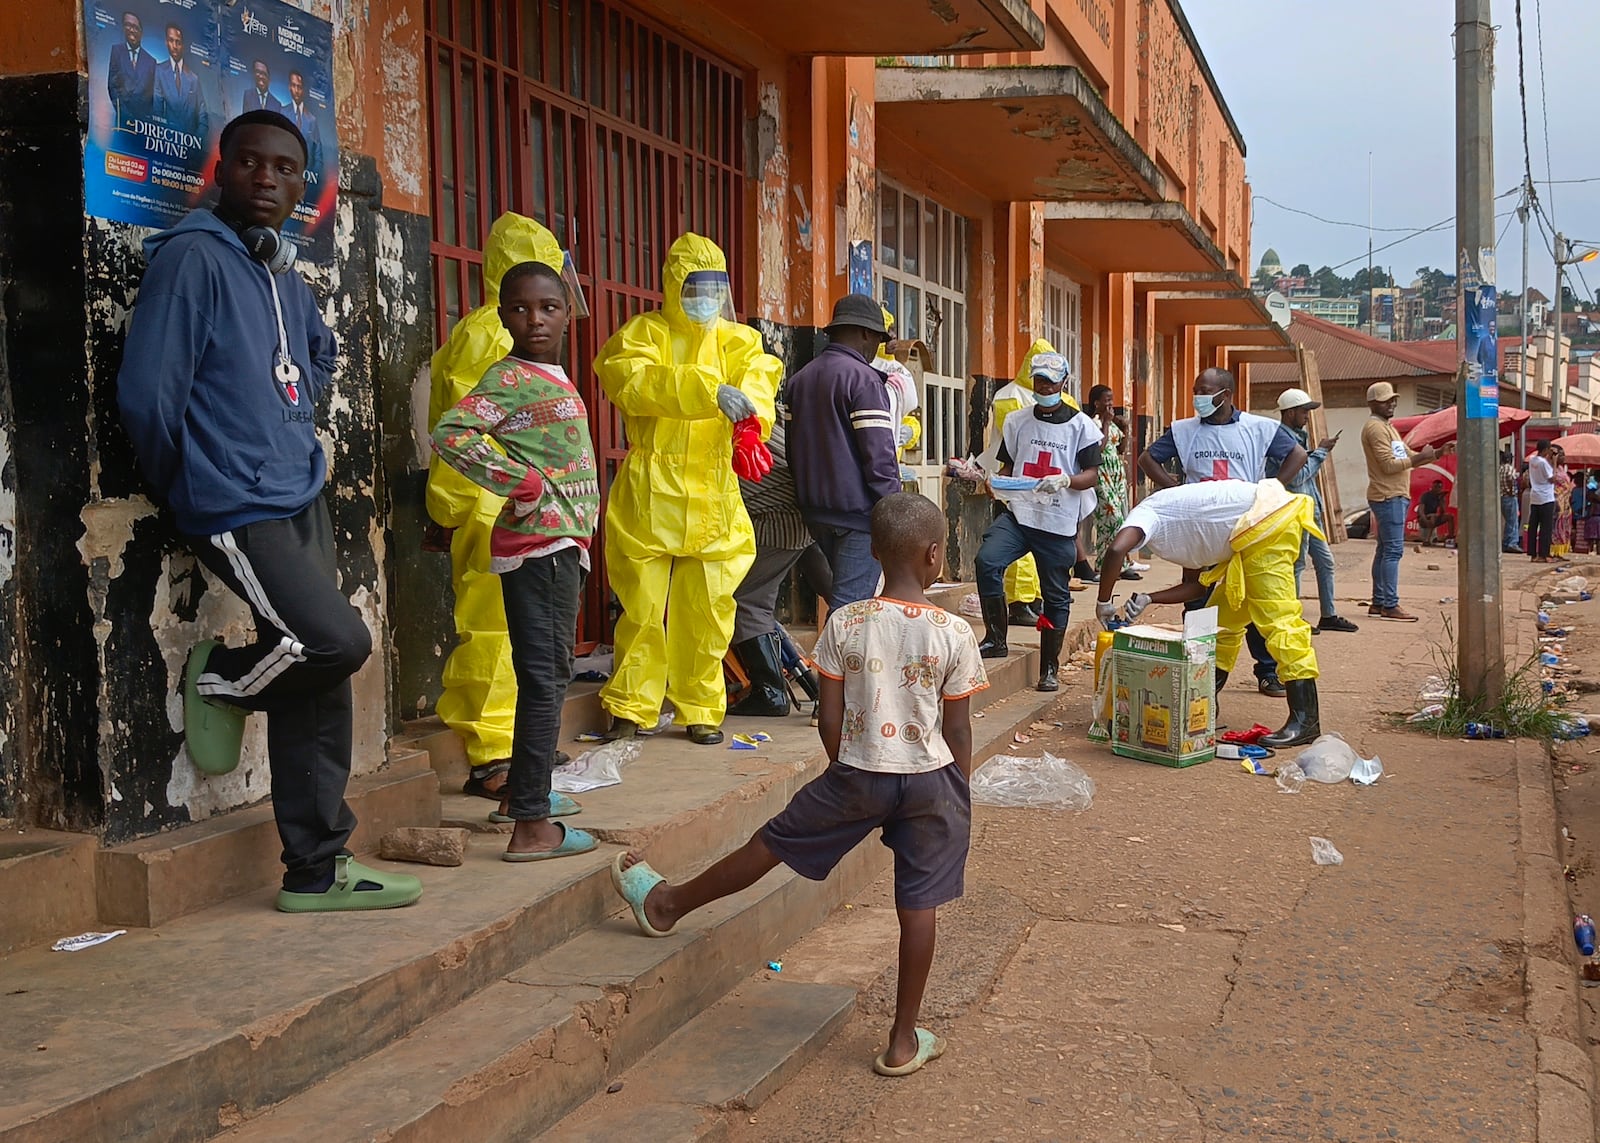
[
  {"x1": 1551, "y1": 232, "x2": 1565, "y2": 420},
  {"x1": 1454, "y1": 0, "x2": 1505, "y2": 704},
  {"x1": 1518, "y1": 179, "x2": 1530, "y2": 414}
]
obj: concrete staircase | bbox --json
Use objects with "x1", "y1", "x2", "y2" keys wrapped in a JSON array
[{"x1": 0, "y1": 607, "x2": 1085, "y2": 1143}]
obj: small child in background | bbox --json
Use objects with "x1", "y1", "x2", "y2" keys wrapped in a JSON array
[
  {"x1": 609, "y1": 492, "x2": 988, "y2": 1076},
  {"x1": 431, "y1": 261, "x2": 601, "y2": 861}
]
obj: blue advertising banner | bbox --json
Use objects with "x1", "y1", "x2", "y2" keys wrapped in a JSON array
[
  {"x1": 85, "y1": 0, "x2": 338, "y2": 261},
  {"x1": 1464, "y1": 283, "x2": 1499, "y2": 420}
]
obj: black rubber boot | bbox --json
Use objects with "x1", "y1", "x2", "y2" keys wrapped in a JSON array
[
  {"x1": 601, "y1": 718, "x2": 640, "y2": 742},
  {"x1": 1215, "y1": 668, "x2": 1229, "y2": 693},
  {"x1": 1009, "y1": 600, "x2": 1042, "y2": 627},
  {"x1": 1214, "y1": 668, "x2": 1228, "y2": 722},
  {"x1": 1261, "y1": 679, "x2": 1321, "y2": 748},
  {"x1": 728, "y1": 633, "x2": 791, "y2": 717},
  {"x1": 687, "y1": 723, "x2": 725, "y2": 745},
  {"x1": 978, "y1": 596, "x2": 1010, "y2": 659},
  {"x1": 1037, "y1": 626, "x2": 1066, "y2": 692}
]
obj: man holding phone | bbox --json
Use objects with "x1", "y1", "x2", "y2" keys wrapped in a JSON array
[{"x1": 1270, "y1": 388, "x2": 1358, "y2": 633}]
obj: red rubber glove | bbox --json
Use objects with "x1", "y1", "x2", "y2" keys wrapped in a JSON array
[{"x1": 731, "y1": 416, "x2": 772, "y2": 483}]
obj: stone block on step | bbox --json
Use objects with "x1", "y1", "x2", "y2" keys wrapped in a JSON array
[{"x1": 378, "y1": 826, "x2": 469, "y2": 866}]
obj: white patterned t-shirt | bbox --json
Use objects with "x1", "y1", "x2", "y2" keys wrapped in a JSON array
[{"x1": 812, "y1": 597, "x2": 990, "y2": 775}]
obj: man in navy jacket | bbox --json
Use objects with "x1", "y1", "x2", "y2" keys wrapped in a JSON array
[
  {"x1": 117, "y1": 111, "x2": 420, "y2": 914},
  {"x1": 785, "y1": 294, "x2": 903, "y2": 608}
]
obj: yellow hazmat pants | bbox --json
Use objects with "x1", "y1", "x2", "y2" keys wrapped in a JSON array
[
  {"x1": 434, "y1": 512, "x2": 515, "y2": 765},
  {"x1": 1201, "y1": 497, "x2": 1322, "y2": 683}
]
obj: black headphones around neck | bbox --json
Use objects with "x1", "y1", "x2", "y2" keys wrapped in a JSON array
[{"x1": 223, "y1": 214, "x2": 298, "y2": 275}]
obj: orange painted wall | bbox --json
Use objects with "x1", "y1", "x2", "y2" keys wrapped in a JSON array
[{"x1": 0, "y1": 0, "x2": 82, "y2": 77}]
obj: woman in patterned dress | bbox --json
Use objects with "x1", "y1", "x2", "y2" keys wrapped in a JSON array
[
  {"x1": 1088, "y1": 384, "x2": 1137, "y2": 580},
  {"x1": 1552, "y1": 448, "x2": 1575, "y2": 557}
]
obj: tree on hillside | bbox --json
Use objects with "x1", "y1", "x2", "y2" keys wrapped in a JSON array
[
  {"x1": 1290, "y1": 263, "x2": 1311, "y2": 278},
  {"x1": 1312, "y1": 265, "x2": 1347, "y2": 297}
]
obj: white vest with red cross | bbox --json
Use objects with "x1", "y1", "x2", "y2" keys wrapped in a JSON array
[
  {"x1": 999, "y1": 408, "x2": 1104, "y2": 534},
  {"x1": 1170, "y1": 412, "x2": 1281, "y2": 484}
]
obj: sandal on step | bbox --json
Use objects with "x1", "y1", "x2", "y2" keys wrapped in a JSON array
[
  {"x1": 501, "y1": 822, "x2": 597, "y2": 862},
  {"x1": 463, "y1": 761, "x2": 511, "y2": 800},
  {"x1": 275, "y1": 854, "x2": 423, "y2": 913},
  {"x1": 609, "y1": 853, "x2": 672, "y2": 937},
  {"x1": 873, "y1": 1028, "x2": 946, "y2": 1077},
  {"x1": 489, "y1": 790, "x2": 581, "y2": 824},
  {"x1": 184, "y1": 639, "x2": 247, "y2": 776}
]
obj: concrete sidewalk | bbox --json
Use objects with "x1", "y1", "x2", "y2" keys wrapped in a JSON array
[{"x1": 711, "y1": 544, "x2": 1595, "y2": 1142}]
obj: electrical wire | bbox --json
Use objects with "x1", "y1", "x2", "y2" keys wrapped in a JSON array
[
  {"x1": 1253, "y1": 195, "x2": 1441, "y2": 234},
  {"x1": 1534, "y1": 0, "x2": 1556, "y2": 217}
]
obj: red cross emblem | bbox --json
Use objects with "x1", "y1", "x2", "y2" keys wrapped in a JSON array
[
  {"x1": 1208, "y1": 458, "x2": 1231, "y2": 481},
  {"x1": 1021, "y1": 449, "x2": 1062, "y2": 479}
]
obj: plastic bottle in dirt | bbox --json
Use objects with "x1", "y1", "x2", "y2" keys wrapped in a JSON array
[
  {"x1": 1576, "y1": 915, "x2": 1596, "y2": 957},
  {"x1": 1465, "y1": 722, "x2": 1506, "y2": 740}
]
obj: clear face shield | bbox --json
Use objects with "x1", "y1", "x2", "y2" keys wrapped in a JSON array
[
  {"x1": 560, "y1": 251, "x2": 591, "y2": 320},
  {"x1": 679, "y1": 270, "x2": 734, "y2": 327}
]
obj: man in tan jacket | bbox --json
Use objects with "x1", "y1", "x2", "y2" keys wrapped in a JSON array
[{"x1": 1360, "y1": 381, "x2": 1449, "y2": 621}]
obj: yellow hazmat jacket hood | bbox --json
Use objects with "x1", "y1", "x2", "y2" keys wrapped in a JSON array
[{"x1": 661, "y1": 233, "x2": 728, "y2": 331}]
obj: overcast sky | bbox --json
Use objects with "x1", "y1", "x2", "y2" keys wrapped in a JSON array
[{"x1": 1182, "y1": 0, "x2": 1598, "y2": 298}]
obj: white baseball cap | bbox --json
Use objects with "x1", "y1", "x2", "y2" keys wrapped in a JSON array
[{"x1": 1275, "y1": 387, "x2": 1321, "y2": 412}]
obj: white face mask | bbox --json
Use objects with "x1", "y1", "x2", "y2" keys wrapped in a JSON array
[
  {"x1": 1193, "y1": 393, "x2": 1219, "y2": 418},
  {"x1": 680, "y1": 296, "x2": 723, "y2": 326}
]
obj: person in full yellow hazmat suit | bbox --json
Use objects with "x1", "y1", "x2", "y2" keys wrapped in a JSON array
[
  {"x1": 594, "y1": 234, "x2": 782, "y2": 745},
  {"x1": 426, "y1": 213, "x2": 568, "y2": 798},
  {"x1": 873, "y1": 308, "x2": 922, "y2": 464}
]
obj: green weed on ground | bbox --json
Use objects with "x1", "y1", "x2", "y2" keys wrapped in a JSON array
[{"x1": 1395, "y1": 618, "x2": 1568, "y2": 742}]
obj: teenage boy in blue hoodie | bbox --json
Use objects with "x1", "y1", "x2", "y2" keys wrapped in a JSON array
[{"x1": 117, "y1": 110, "x2": 421, "y2": 913}]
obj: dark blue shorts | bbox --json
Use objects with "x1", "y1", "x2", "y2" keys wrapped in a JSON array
[{"x1": 761, "y1": 761, "x2": 971, "y2": 910}]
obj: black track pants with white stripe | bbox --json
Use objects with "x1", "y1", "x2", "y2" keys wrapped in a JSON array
[{"x1": 187, "y1": 498, "x2": 372, "y2": 888}]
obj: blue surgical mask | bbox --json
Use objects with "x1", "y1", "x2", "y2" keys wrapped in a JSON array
[
  {"x1": 1194, "y1": 394, "x2": 1220, "y2": 418},
  {"x1": 1034, "y1": 390, "x2": 1063, "y2": 408},
  {"x1": 680, "y1": 297, "x2": 723, "y2": 326}
]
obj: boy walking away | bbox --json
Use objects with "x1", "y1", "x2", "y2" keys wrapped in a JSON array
[
  {"x1": 117, "y1": 111, "x2": 420, "y2": 913},
  {"x1": 609, "y1": 493, "x2": 988, "y2": 1077},
  {"x1": 432, "y1": 262, "x2": 601, "y2": 861},
  {"x1": 972, "y1": 352, "x2": 1102, "y2": 692}
]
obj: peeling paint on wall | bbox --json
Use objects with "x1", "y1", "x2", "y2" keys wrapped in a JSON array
[{"x1": 0, "y1": 431, "x2": 14, "y2": 592}]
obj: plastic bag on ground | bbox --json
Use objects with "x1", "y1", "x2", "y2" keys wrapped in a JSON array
[
  {"x1": 960, "y1": 593, "x2": 983, "y2": 619},
  {"x1": 1555, "y1": 575, "x2": 1589, "y2": 595},
  {"x1": 971, "y1": 752, "x2": 1095, "y2": 811},
  {"x1": 1294, "y1": 734, "x2": 1361, "y2": 784},
  {"x1": 1418, "y1": 675, "x2": 1452, "y2": 703},
  {"x1": 1349, "y1": 754, "x2": 1384, "y2": 785},
  {"x1": 552, "y1": 738, "x2": 641, "y2": 793},
  {"x1": 1309, "y1": 836, "x2": 1344, "y2": 866},
  {"x1": 1274, "y1": 763, "x2": 1305, "y2": 794}
]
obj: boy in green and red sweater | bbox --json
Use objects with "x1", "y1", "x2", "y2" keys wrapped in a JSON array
[{"x1": 432, "y1": 261, "x2": 601, "y2": 861}]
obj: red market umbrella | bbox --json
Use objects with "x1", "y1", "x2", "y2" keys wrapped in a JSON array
[
  {"x1": 1395, "y1": 404, "x2": 1531, "y2": 449},
  {"x1": 1548, "y1": 433, "x2": 1600, "y2": 468},
  {"x1": 1406, "y1": 457, "x2": 1458, "y2": 537}
]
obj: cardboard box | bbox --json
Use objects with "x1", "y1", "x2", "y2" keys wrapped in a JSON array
[{"x1": 1108, "y1": 608, "x2": 1217, "y2": 767}]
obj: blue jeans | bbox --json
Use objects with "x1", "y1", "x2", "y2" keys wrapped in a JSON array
[
  {"x1": 806, "y1": 522, "x2": 880, "y2": 611},
  {"x1": 975, "y1": 511, "x2": 1076, "y2": 629},
  {"x1": 1502, "y1": 494, "x2": 1521, "y2": 550},
  {"x1": 1369, "y1": 496, "x2": 1409, "y2": 609},
  {"x1": 1294, "y1": 503, "x2": 1337, "y2": 618}
]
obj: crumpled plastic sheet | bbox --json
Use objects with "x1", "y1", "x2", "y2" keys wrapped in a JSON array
[
  {"x1": 970, "y1": 752, "x2": 1095, "y2": 811},
  {"x1": 1309, "y1": 836, "x2": 1344, "y2": 866},
  {"x1": 552, "y1": 738, "x2": 641, "y2": 793}
]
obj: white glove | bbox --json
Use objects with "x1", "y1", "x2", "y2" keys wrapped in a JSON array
[
  {"x1": 1094, "y1": 600, "x2": 1118, "y2": 629},
  {"x1": 897, "y1": 423, "x2": 915, "y2": 446},
  {"x1": 1033, "y1": 473, "x2": 1071, "y2": 495},
  {"x1": 1123, "y1": 592, "x2": 1152, "y2": 623},
  {"x1": 716, "y1": 383, "x2": 757, "y2": 423}
]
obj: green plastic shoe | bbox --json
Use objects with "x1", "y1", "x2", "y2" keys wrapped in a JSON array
[
  {"x1": 184, "y1": 639, "x2": 247, "y2": 776},
  {"x1": 275, "y1": 854, "x2": 424, "y2": 913}
]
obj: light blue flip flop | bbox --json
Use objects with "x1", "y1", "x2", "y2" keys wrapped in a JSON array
[
  {"x1": 500, "y1": 822, "x2": 597, "y2": 863},
  {"x1": 609, "y1": 852, "x2": 672, "y2": 937},
  {"x1": 489, "y1": 790, "x2": 581, "y2": 824},
  {"x1": 873, "y1": 1028, "x2": 946, "y2": 1077}
]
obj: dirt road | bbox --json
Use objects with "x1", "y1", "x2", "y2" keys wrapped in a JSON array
[{"x1": 730, "y1": 544, "x2": 1594, "y2": 1143}]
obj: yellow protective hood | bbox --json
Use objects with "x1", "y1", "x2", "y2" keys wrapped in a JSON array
[
  {"x1": 482, "y1": 213, "x2": 563, "y2": 305},
  {"x1": 662, "y1": 233, "x2": 729, "y2": 331},
  {"x1": 1014, "y1": 337, "x2": 1080, "y2": 410}
]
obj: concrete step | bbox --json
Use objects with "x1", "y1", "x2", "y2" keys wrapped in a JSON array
[
  {"x1": 546, "y1": 979, "x2": 857, "y2": 1142},
  {"x1": 215, "y1": 862, "x2": 872, "y2": 1143},
  {"x1": 0, "y1": 615, "x2": 1070, "y2": 1143},
  {"x1": 94, "y1": 758, "x2": 441, "y2": 929},
  {"x1": 396, "y1": 681, "x2": 605, "y2": 792},
  {"x1": 0, "y1": 828, "x2": 98, "y2": 956}
]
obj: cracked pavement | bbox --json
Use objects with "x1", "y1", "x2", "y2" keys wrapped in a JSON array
[{"x1": 729, "y1": 545, "x2": 1569, "y2": 1142}]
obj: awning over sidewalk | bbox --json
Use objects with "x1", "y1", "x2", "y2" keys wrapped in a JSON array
[
  {"x1": 1197, "y1": 324, "x2": 1292, "y2": 350},
  {"x1": 1219, "y1": 346, "x2": 1300, "y2": 365},
  {"x1": 1148, "y1": 290, "x2": 1272, "y2": 330},
  {"x1": 877, "y1": 66, "x2": 1163, "y2": 203},
  {"x1": 1043, "y1": 201, "x2": 1225, "y2": 274},
  {"x1": 708, "y1": 0, "x2": 1044, "y2": 55}
]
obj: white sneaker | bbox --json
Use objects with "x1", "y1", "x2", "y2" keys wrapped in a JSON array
[{"x1": 1129, "y1": 561, "x2": 1151, "y2": 572}]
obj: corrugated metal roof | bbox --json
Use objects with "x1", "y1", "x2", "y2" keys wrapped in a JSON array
[{"x1": 1252, "y1": 311, "x2": 1455, "y2": 386}]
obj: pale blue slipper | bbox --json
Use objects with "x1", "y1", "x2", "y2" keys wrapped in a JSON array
[
  {"x1": 609, "y1": 852, "x2": 672, "y2": 937},
  {"x1": 489, "y1": 790, "x2": 581, "y2": 824},
  {"x1": 500, "y1": 823, "x2": 597, "y2": 862},
  {"x1": 873, "y1": 1028, "x2": 946, "y2": 1077}
]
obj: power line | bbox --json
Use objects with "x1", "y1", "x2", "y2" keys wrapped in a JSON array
[
  {"x1": 1515, "y1": 0, "x2": 1535, "y2": 195},
  {"x1": 1253, "y1": 195, "x2": 1440, "y2": 233},
  {"x1": 1320, "y1": 191, "x2": 1522, "y2": 274},
  {"x1": 1535, "y1": 0, "x2": 1556, "y2": 217}
]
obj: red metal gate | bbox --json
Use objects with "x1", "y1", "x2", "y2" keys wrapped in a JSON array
[{"x1": 425, "y1": 0, "x2": 747, "y2": 644}]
